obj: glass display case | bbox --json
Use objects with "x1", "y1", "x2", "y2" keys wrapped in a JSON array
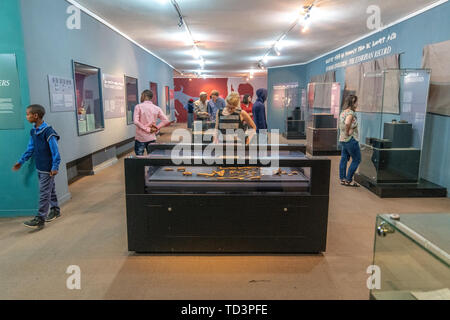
[
  {"x1": 281, "y1": 83, "x2": 306, "y2": 140},
  {"x1": 371, "y1": 213, "x2": 450, "y2": 300},
  {"x1": 355, "y1": 69, "x2": 446, "y2": 197},
  {"x1": 73, "y1": 62, "x2": 104, "y2": 135},
  {"x1": 306, "y1": 82, "x2": 341, "y2": 155},
  {"x1": 358, "y1": 69, "x2": 430, "y2": 183},
  {"x1": 124, "y1": 143, "x2": 330, "y2": 253}
]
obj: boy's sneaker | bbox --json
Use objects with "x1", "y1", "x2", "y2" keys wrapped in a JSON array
[
  {"x1": 46, "y1": 208, "x2": 61, "y2": 222},
  {"x1": 24, "y1": 217, "x2": 45, "y2": 230}
]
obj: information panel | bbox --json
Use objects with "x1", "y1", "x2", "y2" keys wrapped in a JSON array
[
  {"x1": 103, "y1": 74, "x2": 125, "y2": 119},
  {"x1": 0, "y1": 54, "x2": 23, "y2": 129},
  {"x1": 48, "y1": 75, "x2": 75, "y2": 112}
]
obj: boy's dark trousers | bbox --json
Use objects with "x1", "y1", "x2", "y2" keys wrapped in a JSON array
[{"x1": 37, "y1": 172, "x2": 59, "y2": 220}]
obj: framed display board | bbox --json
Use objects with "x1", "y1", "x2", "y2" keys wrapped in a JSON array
[
  {"x1": 150, "y1": 82, "x2": 158, "y2": 106},
  {"x1": 125, "y1": 76, "x2": 138, "y2": 125},
  {"x1": 102, "y1": 74, "x2": 125, "y2": 119},
  {"x1": 0, "y1": 54, "x2": 23, "y2": 129},
  {"x1": 48, "y1": 75, "x2": 75, "y2": 113}
]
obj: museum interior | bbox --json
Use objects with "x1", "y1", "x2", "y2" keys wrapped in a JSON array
[{"x1": 0, "y1": 0, "x2": 449, "y2": 301}]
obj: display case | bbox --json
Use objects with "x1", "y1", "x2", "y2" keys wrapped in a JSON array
[
  {"x1": 306, "y1": 82, "x2": 341, "y2": 155},
  {"x1": 282, "y1": 84, "x2": 306, "y2": 140},
  {"x1": 371, "y1": 213, "x2": 450, "y2": 300},
  {"x1": 355, "y1": 69, "x2": 447, "y2": 198},
  {"x1": 124, "y1": 143, "x2": 330, "y2": 253}
]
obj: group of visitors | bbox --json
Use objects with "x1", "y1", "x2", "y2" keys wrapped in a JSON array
[{"x1": 185, "y1": 89, "x2": 268, "y2": 133}]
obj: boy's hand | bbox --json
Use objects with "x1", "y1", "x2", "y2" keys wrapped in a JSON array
[
  {"x1": 50, "y1": 170, "x2": 58, "y2": 177},
  {"x1": 12, "y1": 163, "x2": 22, "y2": 171}
]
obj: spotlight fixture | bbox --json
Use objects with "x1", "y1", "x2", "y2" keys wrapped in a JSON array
[
  {"x1": 257, "y1": 61, "x2": 265, "y2": 70},
  {"x1": 256, "y1": 1, "x2": 316, "y2": 68},
  {"x1": 274, "y1": 47, "x2": 281, "y2": 56}
]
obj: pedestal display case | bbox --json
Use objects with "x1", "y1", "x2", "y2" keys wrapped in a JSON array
[
  {"x1": 306, "y1": 82, "x2": 341, "y2": 155},
  {"x1": 371, "y1": 213, "x2": 450, "y2": 300},
  {"x1": 355, "y1": 69, "x2": 447, "y2": 198},
  {"x1": 124, "y1": 143, "x2": 330, "y2": 253}
]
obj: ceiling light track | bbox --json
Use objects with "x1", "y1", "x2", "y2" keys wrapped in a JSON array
[{"x1": 170, "y1": 0, "x2": 206, "y2": 76}]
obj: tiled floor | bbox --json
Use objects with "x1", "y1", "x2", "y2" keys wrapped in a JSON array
[{"x1": 0, "y1": 126, "x2": 448, "y2": 300}]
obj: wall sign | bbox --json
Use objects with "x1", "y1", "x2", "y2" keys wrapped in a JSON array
[
  {"x1": 48, "y1": 75, "x2": 75, "y2": 112},
  {"x1": 102, "y1": 74, "x2": 125, "y2": 119},
  {"x1": 325, "y1": 31, "x2": 398, "y2": 71},
  {"x1": 0, "y1": 54, "x2": 23, "y2": 129}
]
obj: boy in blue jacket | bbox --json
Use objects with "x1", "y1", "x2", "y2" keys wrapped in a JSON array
[{"x1": 13, "y1": 105, "x2": 61, "y2": 229}]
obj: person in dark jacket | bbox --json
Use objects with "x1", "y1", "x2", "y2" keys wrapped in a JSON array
[
  {"x1": 252, "y1": 88, "x2": 268, "y2": 132},
  {"x1": 185, "y1": 99, "x2": 195, "y2": 129}
]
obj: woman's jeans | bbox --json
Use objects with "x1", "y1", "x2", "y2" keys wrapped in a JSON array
[{"x1": 339, "y1": 137, "x2": 361, "y2": 182}]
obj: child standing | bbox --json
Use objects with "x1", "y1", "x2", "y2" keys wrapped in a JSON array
[{"x1": 13, "y1": 105, "x2": 61, "y2": 229}]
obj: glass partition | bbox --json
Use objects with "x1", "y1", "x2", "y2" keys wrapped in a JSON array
[
  {"x1": 125, "y1": 76, "x2": 138, "y2": 125},
  {"x1": 358, "y1": 69, "x2": 431, "y2": 183},
  {"x1": 306, "y1": 82, "x2": 341, "y2": 154},
  {"x1": 73, "y1": 62, "x2": 104, "y2": 135},
  {"x1": 275, "y1": 83, "x2": 305, "y2": 139}
]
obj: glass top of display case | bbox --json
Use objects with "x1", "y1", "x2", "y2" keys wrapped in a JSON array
[
  {"x1": 144, "y1": 148, "x2": 306, "y2": 159},
  {"x1": 371, "y1": 213, "x2": 450, "y2": 300},
  {"x1": 145, "y1": 165, "x2": 310, "y2": 193},
  {"x1": 378, "y1": 213, "x2": 450, "y2": 260}
]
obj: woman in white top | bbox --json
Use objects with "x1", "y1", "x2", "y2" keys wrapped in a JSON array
[{"x1": 339, "y1": 94, "x2": 361, "y2": 187}]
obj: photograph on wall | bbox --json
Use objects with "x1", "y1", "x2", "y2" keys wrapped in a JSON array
[
  {"x1": 103, "y1": 74, "x2": 125, "y2": 119},
  {"x1": 165, "y1": 86, "x2": 170, "y2": 115},
  {"x1": 48, "y1": 75, "x2": 75, "y2": 112},
  {"x1": 422, "y1": 39, "x2": 450, "y2": 117},
  {"x1": 0, "y1": 54, "x2": 23, "y2": 129},
  {"x1": 125, "y1": 76, "x2": 138, "y2": 125},
  {"x1": 150, "y1": 82, "x2": 158, "y2": 106}
]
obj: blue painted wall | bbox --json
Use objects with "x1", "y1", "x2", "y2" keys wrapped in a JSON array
[
  {"x1": 19, "y1": 0, "x2": 174, "y2": 205},
  {"x1": 0, "y1": 0, "x2": 39, "y2": 217},
  {"x1": 268, "y1": 1, "x2": 450, "y2": 194}
]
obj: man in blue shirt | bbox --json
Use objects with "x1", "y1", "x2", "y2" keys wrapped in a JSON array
[
  {"x1": 208, "y1": 90, "x2": 226, "y2": 122},
  {"x1": 13, "y1": 104, "x2": 61, "y2": 229}
]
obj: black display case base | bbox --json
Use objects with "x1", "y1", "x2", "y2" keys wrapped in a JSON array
[
  {"x1": 354, "y1": 174, "x2": 447, "y2": 198},
  {"x1": 283, "y1": 132, "x2": 306, "y2": 140},
  {"x1": 307, "y1": 149, "x2": 342, "y2": 156}
]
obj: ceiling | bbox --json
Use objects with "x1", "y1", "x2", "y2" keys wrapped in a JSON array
[{"x1": 74, "y1": 0, "x2": 442, "y2": 77}]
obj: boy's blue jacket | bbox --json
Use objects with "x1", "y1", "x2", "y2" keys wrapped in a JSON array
[{"x1": 18, "y1": 122, "x2": 61, "y2": 173}]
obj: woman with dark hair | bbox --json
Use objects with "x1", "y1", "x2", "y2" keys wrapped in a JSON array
[
  {"x1": 241, "y1": 94, "x2": 253, "y2": 120},
  {"x1": 339, "y1": 94, "x2": 361, "y2": 187}
]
